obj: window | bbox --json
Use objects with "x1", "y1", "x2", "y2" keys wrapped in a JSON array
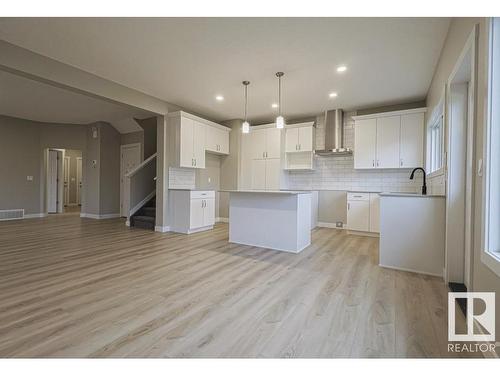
[
  {"x1": 427, "y1": 98, "x2": 444, "y2": 174},
  {"x1": 483, "y1": 17, "x2": 500, "y2": 275}
]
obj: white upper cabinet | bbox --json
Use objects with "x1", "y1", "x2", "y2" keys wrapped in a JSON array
[
  {"x1": 205, "y1": 124, "x2": 229, "y2": 155},
  {"x1": 353, "y1": 108, "x2": 426, "y2": 169},
  {"x1": 354, "y1": 119, "x2": 377, "y2": 169},
  {"x1": 249, "y1": 128, "x2": 268, "y2": 159},
  {"x1": 179, "y1": 116, "x2": 195, "y2": 168},
  {"x1": 169, "y1": 111, "x2": 230, "y2": 169},
  {"x1": 376, "y1": 116, "x2": 400, "y2": 168},
  {"x1": 400, "y1": 112, "x2": 424, "y2": 168},
  {"x1": 285, "y1": 124, "x2": 314, "y2": 152},
  {"x1": 285, "y1": 127, "x2": 299, "y2": 152}
]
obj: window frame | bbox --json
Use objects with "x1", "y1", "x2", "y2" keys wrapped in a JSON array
[
  {"x1": 426, "y1": 95, "x2": 445, "y2": 178},
  {"x1": 482, "y1": 17, "x2": 500, "y2": 277}
]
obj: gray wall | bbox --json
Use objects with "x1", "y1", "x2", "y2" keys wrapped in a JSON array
[
  {"x1": 426, "y1": 18, "x2": 500, "y2": 345},
  {"x1": 0, "y1": 115, "x2": 121, "y2": 216},
  {"x1": 0, "y1": 115, "x2": 87, "y2": 214},
  {"x1": 219, "y1": 119, "x2": 242, "y2": 218},
  {"x1": 99, "y1": 122, "x2": 121, "y2": 215},
  {"x1": 137, "y1": 117, "x2": 157, "y2": 159}
]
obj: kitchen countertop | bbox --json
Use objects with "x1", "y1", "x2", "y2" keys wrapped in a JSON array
[
  {"x1": 169, "y1": 188, "x2": 215, "y2": 191},
  {"x1": 379, "y1": 192, "x2": 445, "y2": 198},
  {"x1": 219, "y1": 190, "x2": 312, "y2": 195}
]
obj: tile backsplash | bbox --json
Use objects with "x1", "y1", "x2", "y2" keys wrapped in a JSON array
[
  {"x1": 169, "y1": 167, "x2": 195, "y2": 189},
  {"x1": 287, "y1": 111, "x2": 423, "y2": 192}
]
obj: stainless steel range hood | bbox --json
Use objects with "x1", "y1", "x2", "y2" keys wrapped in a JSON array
[{"x1": 315, "y1": 109, "x2": 352, "y2": 156}]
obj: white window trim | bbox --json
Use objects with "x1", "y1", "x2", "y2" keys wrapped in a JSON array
[
  {"x1": 481, "y1": 17, "x2": 500, "y2": 277},
  {"x1": 426, "y1": 93, "x2": 445, "y2": 178}
]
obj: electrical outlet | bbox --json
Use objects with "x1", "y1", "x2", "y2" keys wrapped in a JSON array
[{"x1": 336, "y1": 221, "x2": 343, "y2": 228}]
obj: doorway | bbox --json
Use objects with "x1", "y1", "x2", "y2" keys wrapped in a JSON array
[
  {"x1": 120, "y1": 143, "x2": 143, "y2": 217},
  {"x1": 444, "y1": 26, "x2": 477, "y2": 290},
  {"x1": 45, "y1": 148, "x2": 83, "y2": 215}
]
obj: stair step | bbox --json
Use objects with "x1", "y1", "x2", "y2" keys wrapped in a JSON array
[
  {"x1": 131, "y1": 215, "x2": 155, "y2": 230},
  {"x1": 140, "y1": 207, "x2": 156, "y2": 217}
]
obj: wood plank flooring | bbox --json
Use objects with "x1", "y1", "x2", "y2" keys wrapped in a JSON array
[{"x1": 0, "y1": 214, "x2": 472, "y2": 357}]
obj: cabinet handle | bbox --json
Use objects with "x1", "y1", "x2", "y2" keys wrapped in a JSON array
[
  {"x1": 372, "y1": 160, "x2": 375, "y2": 167},
  {"x1": 266, "y1": 151, "x2": 268, "y2": 158},
  {"x1": 263, "y1": 151, "x2": 265, "y2": 158},
  {"x1": 299, "y1": 144, "x2": 301, "y2": 150},
  {"x1": 376, "y1": 160, "x2": 379, "y2": 167},
  {"x1": 400, "y1": 159, "x2": 403, "y2": 167}
]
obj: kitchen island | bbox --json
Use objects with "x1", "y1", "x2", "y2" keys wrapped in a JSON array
[{"x1": 220, "y1": 190, "x2": 312, "y2": 253}]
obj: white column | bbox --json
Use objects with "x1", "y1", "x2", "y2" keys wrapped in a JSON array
[{"x1": 155, "y1": 115, "x2": 170, "y2": 232}]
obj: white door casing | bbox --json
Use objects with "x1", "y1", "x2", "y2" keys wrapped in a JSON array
[
  {"x1": 47, "y1": 150, "x2": 58, "y2": 213},
  {"x1": 63, "y1": 156, "x2": 70, "y2": 206},
  {"x1": 76, "y1": 157, "x2": 82, "y2": 205}
]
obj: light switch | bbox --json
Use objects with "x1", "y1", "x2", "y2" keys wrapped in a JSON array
[{"x1": 27, "y1": 176, "x2": 33, "y2": 181}]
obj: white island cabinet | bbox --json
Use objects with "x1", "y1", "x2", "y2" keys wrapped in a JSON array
[{"x1": 222, "y1": 190, "x2": 312, "y2": 253}]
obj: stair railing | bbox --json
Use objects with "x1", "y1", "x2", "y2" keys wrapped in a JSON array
[{"x1": 124, "y1": 153, "x2": 157, "y2": 225}]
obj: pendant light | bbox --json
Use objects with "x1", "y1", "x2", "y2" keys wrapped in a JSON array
[
  {"x1": 242, "y1": 81, "x2": 250, "y2": 134},
  {"x1": 275, "y1": 72, "x2": 285, "y2": 129}
]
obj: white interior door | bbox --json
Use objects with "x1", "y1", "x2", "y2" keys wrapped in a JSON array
[
  {"x1": 354, "y1": 119, "x2": 377, "y2": 168},
  {"x1": 76, "y1": 157, "x2": 82, "y2": 205},
  {"x1": 120, "y1": 144, "x2": 142, "y2": 217},
  {"x1": 63, "y1": 156, "x2": 70, "y2": 206},
  {"x1": 47, "y1": 150, "x2": 58, "y2": 213},
  {"x1": 376, "y1": 116, "x2": 401, "y2": 168}
]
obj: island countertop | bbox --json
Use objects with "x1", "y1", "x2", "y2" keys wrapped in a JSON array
[{"x1": 219, "y1": 190, "x2": 312, "y2": 195}]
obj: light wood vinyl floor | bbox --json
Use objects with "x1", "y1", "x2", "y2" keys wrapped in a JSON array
[{"x1": 0, "y1": 215, "x2": 470, "y2": 358}]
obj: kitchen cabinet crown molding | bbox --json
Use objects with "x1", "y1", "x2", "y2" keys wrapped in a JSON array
[
  {"x1": 351, "y1": 107, "x2": 427, "y2": 121},
  {"x1": 168, "y1": 110, "x2": 231, "y2": 132}
]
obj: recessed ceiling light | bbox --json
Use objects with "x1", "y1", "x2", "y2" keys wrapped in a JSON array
[
  {"x1": 336, "y1": 65, "x2": 347, "y2": 73},
  {"x1": 215, "y1": 95, "x2": 224, "y2": 101},
  {"x1": 271, "y1": 103, "x2": 279, "y2": 108},
  {"x1": 329, "y1": 92, "x2": 338, "y2": 98}
]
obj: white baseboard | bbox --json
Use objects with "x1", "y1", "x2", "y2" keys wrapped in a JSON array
[
  {"x1": 24, "y1": 213, "x2": 48, "y2": 219},
  {"x1": 80, "y1": 213, "x2": 121, "y2": 220},
  {"x1": 317, "y1": 221, "x2": 343, "y2": 229},
  {"x1": 155, "y1": 225, "x2": 171, "y2": 233},
  {"x1": 379, "y1": 263, "x2": 443, "y2": 278},
  {"x1": 129, "y1": 190, "x2": 156, "y2": 217},
  {"x1": 347, "y1": 229, "x2": 379, "y2": 237},
  {"x1": 216, "y1": 217, "x2": 229, "y2": 223}
]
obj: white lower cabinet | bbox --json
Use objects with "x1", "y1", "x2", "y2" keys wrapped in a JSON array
[
  {"x1": 169, "y1": 190, "x2": 215, "y2": 234},
  {"x1": 346, "y1": 192, "x2": 380, "y2": 235}
]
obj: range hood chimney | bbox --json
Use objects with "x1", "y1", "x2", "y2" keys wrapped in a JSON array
[{"x1": 315, "y1": 109, "x2": 352, "y2": 156}]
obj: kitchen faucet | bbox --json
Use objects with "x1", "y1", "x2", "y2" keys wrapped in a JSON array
[{"x1": 410, "y1": 167, "x2": 427, "y2": 195}]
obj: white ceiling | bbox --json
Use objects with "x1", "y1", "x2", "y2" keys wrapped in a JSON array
[
  {"x1": 0, "y1": 70, "x2": 152, "y2": 131},
  {"x1": 0, "y1": 18, "x2": 450, "y2": 124}
]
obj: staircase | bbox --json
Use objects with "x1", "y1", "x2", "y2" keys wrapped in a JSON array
[{"x1": 130, "y1": 196, "x2": 156, "y2": 230}]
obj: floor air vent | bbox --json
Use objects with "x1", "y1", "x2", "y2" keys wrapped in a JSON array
[{"x1": 0, "y1": 209, "x2": 25, "y2": 221}]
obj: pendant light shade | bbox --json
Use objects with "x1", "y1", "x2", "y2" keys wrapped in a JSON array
[
  {"x1": 242, "y1": 81, "x2": 250, "y2": 134},
  {"x1": 275, "y1": 72, "x2": 285, "y2": 129}
]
